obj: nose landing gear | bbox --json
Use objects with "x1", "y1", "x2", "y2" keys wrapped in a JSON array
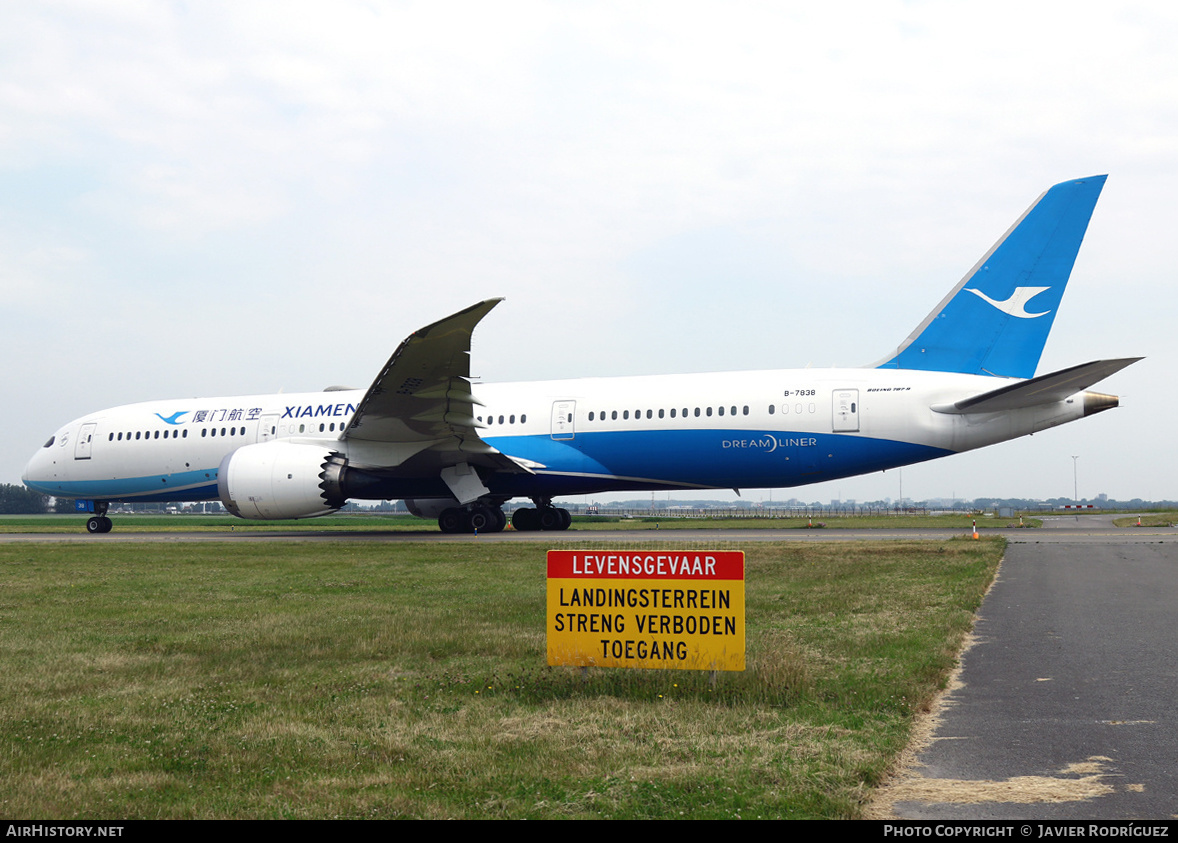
[{"x1": 85, "y1": 502, "x2": 113, "y2": 533}]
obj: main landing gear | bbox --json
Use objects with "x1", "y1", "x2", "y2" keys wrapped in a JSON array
[
  {"x1": 510, "y1": 502, "x2": 571, "y2": 532},
  {"x1": 434, "y1": 500, "x2": 573, "y2": 533},
  {"x1": 437, "y1": 504, "x2": 509, "y2": 534},
  {"x1": 86, "y1": 502, "x2": 113, "y2": 534}
]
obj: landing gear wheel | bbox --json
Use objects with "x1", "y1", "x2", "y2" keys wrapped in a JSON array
[
  {"x1": 539, "y1": 507, "x2": 570, "y2": 531},
  {"x1": 468, "y1": 505, "x2": 494, "y2": 533},
  {"x1": 490, "y1": 507, "x2": 508, "y2": 533},
  {"x1": 512, "y1": 508, "x2": 540, "y2": 531},
  {"x1": 438, "y1": 508, "x2": 465, "y2": 534},
  {"x1": 86, "y1": 516, "x2": 112, "y2": 534}
]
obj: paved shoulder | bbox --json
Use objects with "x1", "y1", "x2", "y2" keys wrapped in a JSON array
[{"x1": 885, "y1": 541, "x2": 1178, "y2": 819}]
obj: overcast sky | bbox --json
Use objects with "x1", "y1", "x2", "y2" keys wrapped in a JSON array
[{"x1": 3, "y1": 1, "x2": 1174, "y2": 505}]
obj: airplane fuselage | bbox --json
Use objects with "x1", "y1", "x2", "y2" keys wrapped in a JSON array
[{"x1": 24, "y1": 366, "x2": 1098, "y2": 506}]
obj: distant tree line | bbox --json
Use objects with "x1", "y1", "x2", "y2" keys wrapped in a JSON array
[{"x1": 0, "y1": 484, "x2": 51, "y2": 514}]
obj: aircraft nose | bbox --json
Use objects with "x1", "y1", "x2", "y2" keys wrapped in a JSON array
[
  {"x1": 22, "y1": 451, "x2": 39, "y2": 487},
  {"x1": 23, "y1": 446, "x2": 49, "y2": 491}
]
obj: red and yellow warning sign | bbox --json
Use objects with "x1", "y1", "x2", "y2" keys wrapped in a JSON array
[{"x1": 546, "y1": 550, "x2": 745, "y2": 671}]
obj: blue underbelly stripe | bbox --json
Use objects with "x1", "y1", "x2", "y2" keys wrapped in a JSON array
[{"x1": 484, "y1": 428, "x2": 951, "y2": 489}]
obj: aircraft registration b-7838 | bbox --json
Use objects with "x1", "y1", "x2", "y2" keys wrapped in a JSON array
[{"x1": 24, "y1": 175, "x2": 1139, "y2": 533}]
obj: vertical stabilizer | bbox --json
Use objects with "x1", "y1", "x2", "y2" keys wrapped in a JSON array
[{"x1": 876, "y1": 175, "x2": 1106, "y2": 379}]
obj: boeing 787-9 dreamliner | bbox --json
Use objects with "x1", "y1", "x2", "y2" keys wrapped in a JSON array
[{"x1": 24, "y1": 175, "x2": 1138, "y2": 533}]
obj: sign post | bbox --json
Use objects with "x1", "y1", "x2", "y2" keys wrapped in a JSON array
[{"x1": 546, "y1": 550, "x2": 745, "y2": 671}]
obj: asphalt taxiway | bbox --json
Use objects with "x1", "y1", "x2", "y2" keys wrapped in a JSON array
[{"x1": 881, "y1": 516, "x2": 1178, "y2": 819}]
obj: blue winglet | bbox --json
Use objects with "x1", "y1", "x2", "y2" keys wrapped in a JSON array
[{"x1": 876, "y1": 175, "x2": 1107, "y2": 379}]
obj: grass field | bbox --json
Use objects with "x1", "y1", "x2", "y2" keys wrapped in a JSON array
[
  {"x1": 0, "y1": 538, "x2": 1003, "y2": 818},
  {"x1": 0, "y1": 511, "x2": 1038, "y2": 532},
  {"x1": 1112, "y1": 512, "x2": 1177, "y2": 528}
]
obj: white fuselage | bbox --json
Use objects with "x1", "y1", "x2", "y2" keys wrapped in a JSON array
[{"x1": 23, "y1": 366, "x2": 1089, "y2": 505}]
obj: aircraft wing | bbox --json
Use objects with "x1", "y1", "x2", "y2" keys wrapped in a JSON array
[
  {"x1": 932, "y1": 358, "x2": 1142, "y2": 414},
  {"x1": 342, "y1": 299, "x2": 533, "y2": 478}
]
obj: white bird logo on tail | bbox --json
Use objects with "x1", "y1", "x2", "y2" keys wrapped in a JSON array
[{"x1": 965, "y1": 286, "x2": 1052, "y2": 318}]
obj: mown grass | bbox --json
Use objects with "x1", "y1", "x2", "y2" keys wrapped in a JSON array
[
  {"x1": 0, "y1": 512, "x2": 1037, "y2": 533},
  {"x1": 0, "y1": 539, "x2": 1002, "y2": 818},
  {"x1": 0, "y1": 513, "x2": 438, "y2": 533},
  {"x1": 571, "y1": 513, "x2": 1040, "y2": 530},
  {"x1": 1112, "y1": 512, "x2": 1178, "y2": 528}
]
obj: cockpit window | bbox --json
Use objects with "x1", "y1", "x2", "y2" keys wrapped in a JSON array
[{"x1": 43, "y1": 436, "x2": 55, "y2": 448}]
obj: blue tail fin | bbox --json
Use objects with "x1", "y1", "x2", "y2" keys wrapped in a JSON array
[{"x1": 876, "y1": 175, "x2": 1107, "y2": 379}]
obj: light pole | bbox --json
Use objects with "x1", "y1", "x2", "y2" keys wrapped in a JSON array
[{"x1": 1072, "y1": 455, "x2": 1079, "y2": 505}]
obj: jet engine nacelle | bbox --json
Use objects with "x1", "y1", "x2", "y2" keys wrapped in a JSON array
[
  {"x1": 403, "y1": 498, "x2": 459, "y2": 520},
  {"x1": 218, "y1": 442, "x2": 347, "y2": 520}
]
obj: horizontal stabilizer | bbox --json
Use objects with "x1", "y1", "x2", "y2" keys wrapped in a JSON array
[{"x1": 932, "y1": 358, "x2": 1142, "y2": 414}]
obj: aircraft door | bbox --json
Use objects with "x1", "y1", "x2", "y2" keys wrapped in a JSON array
[
  {"x1": 257, "y1": 414, "x2": 279, "y2": 443},
  {"x1": 74, "y1": 423, "x2": 97, "y2": 460},
  {"x1": 550, "y1": 401, "x2": 576, "y2": 440},
  {"x1": 833, "y1": 390, "x2": 859, "y2": 433}
]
